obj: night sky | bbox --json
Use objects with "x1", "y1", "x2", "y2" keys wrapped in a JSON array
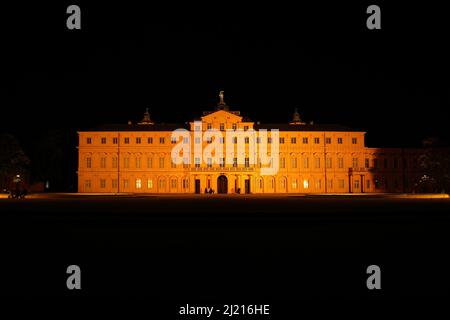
[{"x1": 2, "y1": 2, "x2": 450, "y2": 183}]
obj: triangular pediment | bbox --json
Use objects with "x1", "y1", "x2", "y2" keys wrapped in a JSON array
[{"x1": 201, "y1": 109, "x2": 243, "y2": 122}]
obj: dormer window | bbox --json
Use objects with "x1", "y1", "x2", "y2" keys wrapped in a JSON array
[{"x1": 232, "y1": 123, "x2": 237, "y2": 130}]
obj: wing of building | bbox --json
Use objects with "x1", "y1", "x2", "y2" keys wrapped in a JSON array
[{"x1": 77, "y1": 93, "x2": 423, "y2": 194}]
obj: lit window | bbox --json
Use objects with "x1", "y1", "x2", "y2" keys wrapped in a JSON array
[
  {"x1": 147, "y1": 179, "x2": 153, "y2": 189},
  {"x1": 292, "y1": 179, "x2": 298, "y2": 189},
  {"x1": 303, "y1": 179, "x2": 309, "y2": 189},
  {"x1": 315, "y1": 179, "x2": 322, "y2": 189},
  {"x1": 136, "y1": 179, "x2": 141, "y2": 189}
]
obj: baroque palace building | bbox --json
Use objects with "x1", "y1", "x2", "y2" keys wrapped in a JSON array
[{"x1": 78, "y1": 92, "x2": 421, "y2": 194}]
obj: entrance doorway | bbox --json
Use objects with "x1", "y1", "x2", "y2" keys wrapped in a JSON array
[
  {"x1": 245, "y1": 179, "x2": 250, "y2": 194},
  {"x1": 217, "y1": 175, "x2": 228, "y2": 194},
  {"x1": 195, "y1": 179, "x2": 201, "y2": 194}
]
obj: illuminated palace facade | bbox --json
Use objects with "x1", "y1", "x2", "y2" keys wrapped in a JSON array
[{"x1": 78, "y1": 92, "x2": 420, "y2": 194}]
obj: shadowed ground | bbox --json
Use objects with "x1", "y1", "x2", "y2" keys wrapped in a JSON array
[{"x1": 1, "y1": 194, "x2": 449, "y2": 299}]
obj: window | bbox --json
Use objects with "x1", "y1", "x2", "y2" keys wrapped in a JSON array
[
  {"x1": 303, "y1": 157, "x2": 309, "y2": 169},
  {"x1": 256, "y1": 137, "x2": 261, "y2": 144},
  {"x1": 302, "y1": 137, "x2": 308, "y2": 144},
  {"x1": 195, "y1": 125, "x2": 201, "y2": 131},
  {"x1": 207, "y1": 123, "x2": 212, "y2": 130},
  {"x1": 233, "y1": 158, "x2": 238, "y2": 167},
  {"x1": 233, "y1": 137, "x2": 238, "y2": 144},
  {"x1": 147, "y1": 157, "x2": 153, "y2": 168},
  {"x1": 366, "y1": 179, "x2": 371, "y2": 189},
  {"x1": 134, "y1": 157, "x2": 140, "y2": 168},
  {"x1": 292, "y1": 179, "x2": 298, "y2": 189},
  {"x1": 220, "y1": 123, "x2": 225, "y2": 131},
  {"x1": 373, "y1": 159, "x2": 379, "y2": 169},
  {"x1": 85, "y1": 180, "x2": 91, "y2": 189},
  {"x1": 100, "y1": 157, "x2": 107, "y2": 168},
  {"x1": 291, "y1": 157, "x2": 297, "y2": 169},
  {"x1": 207, "y1": 158, "x2": 212, "y2": 168},
  {"x1": 113, "y1": 137, "x2": 118, "y2": 144},
  {"x1": 338, "y1": 157, "x2": 344, "y2": 169},
  {"x1": 171, "y1": 179, "x2": 177, "y2": 189},
  {"x1": 147, "y1": 179, "x2": 153, "y2": 189},
  {"x1": 147, "y1": 137, "x2": 153, "y2": 144},
  {"x1": 219, "y1": 137, "x2": 224, "y2": 144},
  {"x1": 326, "y1": 157, "x2": 332, "y2": 169},
  {"x1": 182, "y1": 179, "x2": 189, "y2": 189},
  {"x1": 328, "y1": 179, "x2": 333, "y2": 189},
  {"x1": 220, "y1": 158, "x2": 225, "y2": 168},
  {"x1": 124, "y1": 137, "x2": 130, "y2": 144},
  {"x1": 100, "y1": 179, "x2": 106, "y2": 188},
  {"x1": 365, "y1": 158, "x2": 370, "y2": 168},
  {"x1": 314, "y1": 137, "x2": 320, "y2": 144},
  {"x1": 245, "y1": 137, "x2": 249, "y2": 144},
  {"x1": 101, "y1": 137, "x2": 107, "y2": 144},
  {"x1": 375, "y1": 178, "x2": 380, "y2": 189},
  {"x1": 159, "y1": 157, "x2": 164, "y2": 168},
  {"x1": 291, "y1": 137, "x2": 297, "y2": 144},
  {"x1": 244, "y1": 126, "x2": 249, "y2": 131},
  {"x1": 159, "y1": 137, "x2": 165, "y2": 144},
  {"x1": 352, "y1": 137, "x2": 357, "y2": 144},
  {"x1": 124, "y1": 157, "x2": 129, "y2": 168},
  {"x1": 123, "y1": 179, "x2": 129, "y2": 189},
  {"x1": 195, "y1": 137, "x2": 201, "y2": 144},
  {"x1": 86, "y1": 138, "x2": 92, "y2": 144},
  {"x1": 206, "y1": 137, "x2": 212, "y2": 144},
  {"x1": 280, "y1": 158, "x2": 286, "y2": 169},
  {"x1": 159, "y1": 179, "x2": 166, "y2": 190},
  {"x1": 136, "y1": 137, "x2": 141, "y2": 144},
  {"x1": 136, "y1": 179, "x2": 142, "y2": 189},
  {"x1": 393, "y1": 158, "x2": 399, "y2": 169},
  {"x1": 183, "y1": 137, "x2": 189, "y2": 144},
  {"x1": 245, "y1": 158, "x2": 250, "y2": 168},
  {"x1": 279, "y1": 137, "x2": 285, "y2": 144},
  {"x1": 303, "y1": 179, "x2": 309, "y2": 189},
  {"x1": 315, "y1": 158, "x2": 320, "y2": 169},
  {"x1": 354, "y1": 180, "x2": 360, "y2": 189},
  {"x1": 325, "y1": 137, "x2": 331, "y2": 144},
  {"x1": 315, "y1": 179, "x2": 322, "y2": 189},
  {"x1": 112, "y1": 157, "x2": 118, "y2": 168},
  {"x1": 112, "y1": 179, "x2": 118, "y2": 189},
  {"x1": 268, "y1": 137, "x2": 272, "y2": 144},
  {"x1": 339, "y1": 179, "x2": 345, "y2": 188},
  {"x1": 337, "y1": 137, "x2": 343, "y2": 144},
  {"x1": 195, "y1": 157, "x2": 201, "y2": 168},
  {"x1": 171, "y1": 137, "x2": 177, "y2": 144},
  {"x1": 232, "y1": 123, "x2": 237, "y2": 130},
  {"x1": 352, "y1": 158, "x2": 358, "y2": 168},
  {"x1": 86, "y1": 157, "x2": 92, "y2": 169}
]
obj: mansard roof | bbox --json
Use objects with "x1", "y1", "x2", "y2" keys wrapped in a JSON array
[
  {"x1": 84, "y1": 123, "x2": 189, "y2": 132},
  {"x1": 254, "y1": 123, "x2": 363, "y2": 132}
]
